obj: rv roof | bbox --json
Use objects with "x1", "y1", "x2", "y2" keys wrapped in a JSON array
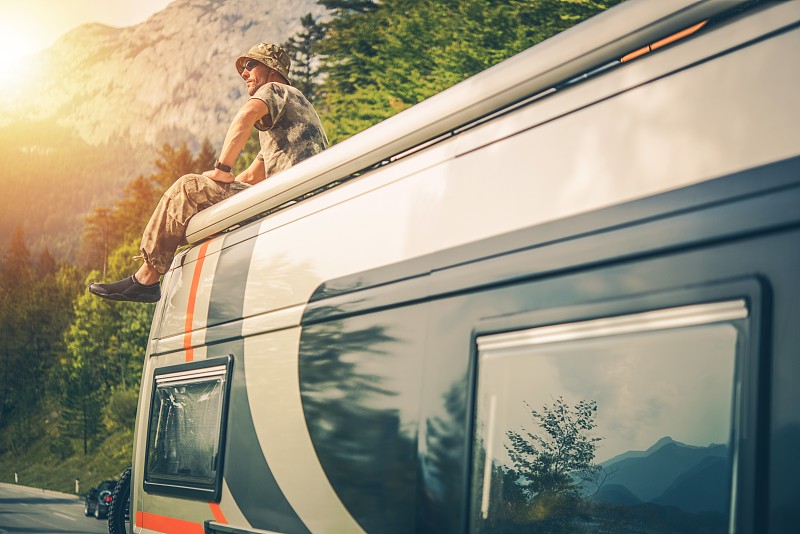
[{"x1": 185, "y1": 0, "x2": 747, "y2": 245}]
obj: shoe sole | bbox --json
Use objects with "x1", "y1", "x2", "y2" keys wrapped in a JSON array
[{"x1": 88, "y1": 285, "x2": 161, "y2": 303}]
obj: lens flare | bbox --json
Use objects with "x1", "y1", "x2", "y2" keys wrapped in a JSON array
[{"x1": 0, "y1": 21, "x2": 35, "y2": 93}]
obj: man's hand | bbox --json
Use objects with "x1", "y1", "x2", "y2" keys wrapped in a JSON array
[
  {"x1": 203, "y1": 168, "x2": 235, "y2": 184},
  {"x1": 237, "y1": 157, "x2": 267, "y2": 185}
]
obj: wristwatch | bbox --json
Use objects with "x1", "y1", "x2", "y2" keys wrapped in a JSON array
[{"x1": 214, "y1": 160, "x2": 233, "y2": 173}]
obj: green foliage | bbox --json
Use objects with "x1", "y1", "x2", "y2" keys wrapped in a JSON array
[
  {"x1": 320, "y1": 84, "x2": 408, "y2": 145},
  {"x1": 54, "y1": 141, "x2": 226, "y2": 456},
  {"x1": 151, "y1": 142, "x2": 201, "y2": 190},
  {"x1": 59, "y1": 253, "x2": 153, "y2": 453},
  {"x1": 0, "y1": 429, "x2": 134, "y2": 495},
  {"x1": 506, "y1": 397, "x2": 603, "y2": 499},
  {"x1": 0, "y1": 120, "x2": 152, "y2": 261},
  {"x1": 1, "y1": 139, "x2": 218, "y2": 468},
  {"x1": 0, "y1": 228, "x2": 83, "y2": 453},
  {"x1": 233, "y1": 130, "x2": 262, "y2": 175},
  {"x1": 80, "y1": 140, "x2": 219, "y2": 274},
  {"x1": 314, "y1": 0, "x2": 625, "y2": 143},
  {"x1": 0, "y1": 0, "x2": 626, "y2": 492},
  {"x1": 475, "y1": 397, "x2": 604, "y2": 532},
  {"x1": 282, "y1": 13, "x2": 326, "y2": 102},
  {"x1": 104, "y1": 387, "x2": 140, "y2": 433},
  {"x1": 195, "y1": 139, "x2": 217, "y2": 172},
  {"x1": 82, "y1": 208, "x2": 120, "y2": 278}
]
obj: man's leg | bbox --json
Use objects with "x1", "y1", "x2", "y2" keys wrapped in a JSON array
[
  {"x1": 139, "y1": 174, "x2": 236, "y2": 275},
  {"x1": 89, "y1": 174, "x2": 243, "y2": 302}
]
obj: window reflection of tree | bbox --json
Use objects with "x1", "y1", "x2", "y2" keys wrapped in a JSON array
[
  {"x1": 299, "y1": 305, "x2": 417, "y2": 533},
  {"x1": 475, "y1": 396, "x2": 730, "y2": 534},
  {"x1": 420, "y1": 381, "x2": 468, "y2": 533},
  {"x1": 505, "y1": 397, "x2": 603, "y2": 499},
  {"x1": 475, "y1": 397, "x2": 604, "y2": 533}
]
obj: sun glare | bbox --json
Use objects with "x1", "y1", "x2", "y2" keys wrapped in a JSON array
[{"x1": 0, "y1": 22, "x2": 36, "y2": 90}]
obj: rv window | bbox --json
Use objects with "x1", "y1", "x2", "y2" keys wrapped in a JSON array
[
  {"x1": 144, "y1": 356, "x2": 232, "y2": 501},
  {"x1": 470, "y1": 301, "x2": 747, "y2": 533}
]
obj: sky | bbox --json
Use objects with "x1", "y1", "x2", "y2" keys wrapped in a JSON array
[
  {"x1": 477, "y1": 322, "x2": 738, "y2": 465},
  {"x1": 0, "y1": 0, "x2": 173, "y2": 84}
]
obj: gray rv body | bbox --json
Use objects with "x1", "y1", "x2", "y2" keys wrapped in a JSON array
[{"x1": 131, "y1": 1, "x2": 800, "y2": 532}]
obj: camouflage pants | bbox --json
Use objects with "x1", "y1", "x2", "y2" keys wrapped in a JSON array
[{"x1": 140, "y1": 174, "x2": 249, "y2": 274}]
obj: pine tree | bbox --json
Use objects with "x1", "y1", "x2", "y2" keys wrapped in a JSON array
[
  {"x1": 312, "y1": 0, "x2": 625, "y2": 143},
  {"x1": 36, "y1": 248, "x2": 57, "y2": 276},
  {"x1": 194, "y1": 139, "x2": 216, "y2": 171},
  {"x1": 0, "y1": 228, "x2": 81, "y2": 453},
  {"x1": 0, "y1": 227, "x2": 34, "y2": 431},
  {"x1": 81, "y1": 208, "x2": 119, "y2": 277},
  {"x1": 113, "y1": 175, "x2": 158, "y2": 242},
  {"x1": 152, "y1": 142, "x2": 196, "y2": 190},
  {"x1": 282, "y1": 13, "x2": 326, "y2": 102}
]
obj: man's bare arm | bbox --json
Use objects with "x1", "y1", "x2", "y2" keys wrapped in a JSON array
[
  {"x1": 236, "y1": 156, "x2": 267, "y2": 185},
  {"x1": 203, "y1": 98, "x2": 269, "y2": 183}
]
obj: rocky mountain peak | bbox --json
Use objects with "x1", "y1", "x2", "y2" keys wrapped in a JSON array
[{"x1": 3, "y1": 0, "x2": 325, "y2": 148}]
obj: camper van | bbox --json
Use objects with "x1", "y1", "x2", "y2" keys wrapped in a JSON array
[{"x1": 115, "y1": 0, "x2": 800, "y2": 532}]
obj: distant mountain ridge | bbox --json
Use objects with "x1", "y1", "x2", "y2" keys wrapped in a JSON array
[
  {"x1": 654, "y1": 454, "x2": 730, "y2": 514},
  {"x1": 0, "y1": 0, "x2": 325, "y2": 259},
  {"x1": 595, "y1": 437, "x2": 731, "y2": 515},
  {"x1": 2, "y1": 0, "x2": 325, "y2": 148},
  {"x1": 599, "y1": 435, "x2": 696, "y2": 466}
]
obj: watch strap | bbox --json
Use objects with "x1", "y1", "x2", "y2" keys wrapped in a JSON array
[{"x1": 214, "y1": 160, "x2": 233, "y2": 173}]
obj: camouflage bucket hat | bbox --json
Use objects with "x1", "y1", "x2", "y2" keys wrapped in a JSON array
[{"x1": 236, "y1": 42, "x2": 291, "y2": 84}]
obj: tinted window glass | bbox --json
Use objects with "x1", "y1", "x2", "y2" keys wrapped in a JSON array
[
  {"x1": 471, "y1": 301, "x2": 746, "y2": 533},
  {"x1": 145, "y1": 358, "x2": 230, "y2": 500}
]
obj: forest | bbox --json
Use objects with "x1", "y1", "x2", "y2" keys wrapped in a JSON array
[{"x1": 0, "y1": 0, "x2": 622, "y2": 493}]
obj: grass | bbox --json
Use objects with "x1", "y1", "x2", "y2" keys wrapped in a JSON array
[{"x1": 0, "y1": 430, "x2": 134, "y2": 495}]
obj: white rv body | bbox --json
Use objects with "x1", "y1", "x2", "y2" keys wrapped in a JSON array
[{"x1": 127, "y1": 1, "x2": 800, "y2": 533}]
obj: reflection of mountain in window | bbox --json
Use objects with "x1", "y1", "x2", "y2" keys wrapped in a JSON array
[{"x1": 471, "y1": 300, "x2": 746, "y2": 533}]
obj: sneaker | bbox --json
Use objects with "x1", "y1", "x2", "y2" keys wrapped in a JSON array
[{"x1": 88, "y1": 275, "x2": 161, "y2": 303}]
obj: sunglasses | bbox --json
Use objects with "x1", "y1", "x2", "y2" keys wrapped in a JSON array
[{"x1": 243, "y1": 59, "x2": 261, "y2": 72}]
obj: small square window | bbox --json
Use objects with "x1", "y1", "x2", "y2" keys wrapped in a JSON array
[{"x1": 144, "y1": 356, "x2": 232, "y2": 501}]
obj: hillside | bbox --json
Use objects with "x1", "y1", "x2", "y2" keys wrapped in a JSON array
[
  {"x1": 1, "y1": 0, "x2": 325, "y2": 146},
  {"x1": 0, "y1": 430, "x2": 134, "y2": 496},
  {"x1": 596, "y1": 437, "x2": 731, "y2": 516},
  {"x1": 0, "y1": 0, "x2": 325, "y2": 260}
]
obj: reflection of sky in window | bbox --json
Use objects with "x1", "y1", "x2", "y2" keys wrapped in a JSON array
[{"x1": 478, "y1": 323, "x2": 737, "y2": 465}]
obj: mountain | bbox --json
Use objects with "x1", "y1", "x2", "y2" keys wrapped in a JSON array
[
  {"x1": 653, "y1": 455, "x2": 731, "y2": 514},
  {"x1": 600, "y1": 436, "x2": 693, "y2": 467},
  {"x1": 0, "y1": 0, "x2": 325, "y2": 260},
  {"x1": 593, "y1": 483, "x2": 642, "y2": 506},
  {"x1": 2, "y1": 0, "x2": 326, "y2": 147},
  {"x1": 597, "y1": 437, "x2": 730, "y2": 514}
]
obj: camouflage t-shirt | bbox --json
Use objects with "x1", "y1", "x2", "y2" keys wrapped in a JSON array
[{"x1": 251, "y1": 82, "x2": 328, "y2": 177}]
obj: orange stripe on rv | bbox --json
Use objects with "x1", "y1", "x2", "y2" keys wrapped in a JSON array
[
  {"x1": 651, "y1": 20, "x2": 707, "y2": 51},
  {"x1": 621, "y1": 20, "x2": 708, "y2": 62},
  {"x1": 209, "y1": 501, "x2": 227, "y2": 524},
  {"x1": 136, "y1": 510, "x2": 204, "y2": 533},
  {"x1": 184, "y1": 240, "x2": 211, "y2": 362}
]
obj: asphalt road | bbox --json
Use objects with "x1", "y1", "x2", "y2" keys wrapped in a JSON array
[{"x1": 0, "y1": 482, "x2": 108, "y2": 534}]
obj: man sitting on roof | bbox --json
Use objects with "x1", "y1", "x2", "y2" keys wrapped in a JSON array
[{"x1": 89, "y1": 43, "x2": 328, "y2": 303}]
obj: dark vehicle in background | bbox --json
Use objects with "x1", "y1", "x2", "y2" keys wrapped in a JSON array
[{"x1": 83, "y1": 479, "x2": 116, "y2": 519}]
